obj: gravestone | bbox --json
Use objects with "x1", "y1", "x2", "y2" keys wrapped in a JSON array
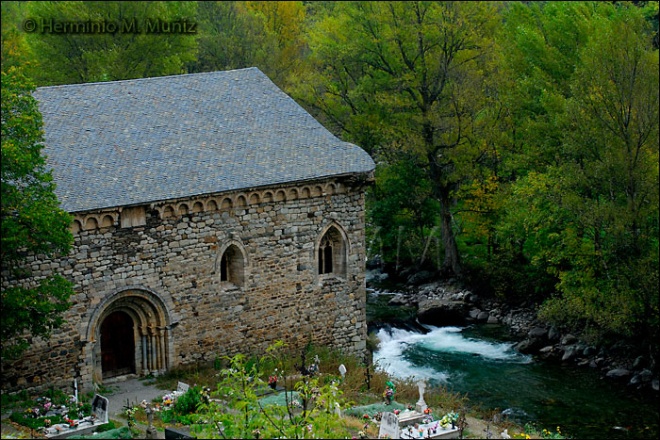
[
  {"x1": 91, "y1": 394, "x2": 109, "y2": 424},
  {"x1": 177, "y1": 381, "x2": 190, "y2": 394},
  {"x1": 379, "y1": 412, "x2": 400, "y2": 439}
]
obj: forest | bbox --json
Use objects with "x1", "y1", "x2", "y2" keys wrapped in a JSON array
[{"x1": 1, "y1": 1, "x2": 658, "y2": 366}]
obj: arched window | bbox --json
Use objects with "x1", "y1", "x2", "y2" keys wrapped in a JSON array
[
  {"x1": 317, "y1": 225, "x2": 347, "y2": 277},
  {"x1": 219, "y1": 244, "x2": 245, "y2": 287}
]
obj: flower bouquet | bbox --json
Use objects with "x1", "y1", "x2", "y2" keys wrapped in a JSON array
[
  {"x1": 439, "y1": 412, "x2": 459, "y2": 429},
  {"x1": 162, "y1": 394, "x2": 173, "y2": 408},
  {"x1": 383, "y1": 387, "x2": 394, "y2": 404}
]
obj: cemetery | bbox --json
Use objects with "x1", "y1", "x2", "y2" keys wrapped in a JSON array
[{"x1": 1, "y1": 346, "x2": 471, "y2": 439}]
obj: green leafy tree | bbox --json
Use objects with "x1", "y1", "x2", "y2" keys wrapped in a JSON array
[
  {"x1": 298, "y1": 1, "x2": 500, "y2": 277},
  {"x1": 1, "y1": 67, "x2": 74, "y2": 359},
  {"x1": 25, "y1": 1, "x2": 198, "y2": 85},
  {"x1": 1, "y1": 1, "x2": 33, "y2": 72},
  {"x1": 537, "y1": 5, "x2": 659, "y2": 348},
  {"x1": 188, "y1": 1, "x2": 277, "y2": 75},
  {"x1": 191, "y1": 342, "x2": 350, "y2": 439},
  {"x1": 492, "y1": 2, "x2": 659, "y2": 355},
  {"x1": 367, "y1": 152, "x2": 439, "y2": 269}
]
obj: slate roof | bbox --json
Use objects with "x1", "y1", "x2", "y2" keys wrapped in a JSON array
[{"x1": 33, "y1": 67, "x2": 375, "y2": 213}]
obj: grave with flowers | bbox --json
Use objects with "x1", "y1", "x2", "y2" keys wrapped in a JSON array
[
  {"x1": 373, "y1": 380, "x2": 460, "y2": 439},
  {"x1": 43, "y1": 394, "x2": 109, "y2": 439}
]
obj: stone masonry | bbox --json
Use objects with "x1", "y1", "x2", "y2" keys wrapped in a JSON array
[{"x1": 1, "y1": 176, "x2": 370, "y2": 394}]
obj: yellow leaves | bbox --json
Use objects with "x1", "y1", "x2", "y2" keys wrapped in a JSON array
[
  {"x1": 463, "y1": 175, "x2": 501, "y2": 213},
  {"x1": 245, "y1": 1, "x2": 305, "y2": 49}
]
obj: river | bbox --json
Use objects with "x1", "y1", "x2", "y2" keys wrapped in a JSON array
[{"x1": 369, "y1": 291, "x2": 659, "y2": 439}]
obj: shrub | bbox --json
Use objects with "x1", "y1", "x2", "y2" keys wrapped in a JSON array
[{"x1": 173, "y1": 386, "x2": 203, "y2": 415}]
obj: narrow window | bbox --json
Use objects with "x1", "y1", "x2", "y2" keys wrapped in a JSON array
[
  {"x1": 219, "y1": 244, "x2": 244, "y2": 287},
  {"x1": 318, "y1": 237, "x2": 334, "y2": 274},
  {"x1": 220, "y1": 253, "x2": 229, "y2": 282},
  {"x1": 317, "y1": 226, "x2": 346, "y2": 277}
]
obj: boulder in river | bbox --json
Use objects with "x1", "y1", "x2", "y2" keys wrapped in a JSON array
[{"x1": 417, "y1": 297, "x2": 467, "y2": 326}]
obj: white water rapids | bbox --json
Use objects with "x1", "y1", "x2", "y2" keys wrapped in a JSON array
[{"x1": 372, "y1": 325, "x2": 532, "y2": 383}]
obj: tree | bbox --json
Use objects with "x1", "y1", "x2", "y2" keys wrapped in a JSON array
[
  {"x1": 1, "y1": 67, "x2": 75, "y2": 359},
  {"x1": 192, "y1": 342, "x2": 350, "y2": 439},
  {"x1": 1, "y1": 1, "x2": 33, "y2": 72},
  {"x1": 244, "y1": 1, "x2": 307, "y2": 89},
  {"x1": 188, "y1": 1, "x2": 277, "y2": 74},
  {"x1": 367, "y1": 152, "x2": 439, "y2": 270},
  {"x1": 299, "y1": 1, "x2": 499, "y2": 276},
  {"x1": 25, "y1": 1, "x2": 198, "y2": 85},
  {"x1": 538, "y1": 5, "x2": 659, "y2": 349},
  {"x1": 492, "y1": 2, "x2": 659, "y2": 355}
]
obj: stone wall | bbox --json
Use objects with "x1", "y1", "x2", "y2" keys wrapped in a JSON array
[{"x1": 1, "y1": 176, "x2": 370, "y2": 394}]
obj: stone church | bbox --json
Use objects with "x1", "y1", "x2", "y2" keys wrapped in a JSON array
[{"x1": 1, "y1": 67, "x2": 375, "y2": 394}]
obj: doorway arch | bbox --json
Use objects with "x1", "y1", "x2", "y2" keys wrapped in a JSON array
[{"x1": 88, "y1": 288, "x2": 172, "y2": 382}]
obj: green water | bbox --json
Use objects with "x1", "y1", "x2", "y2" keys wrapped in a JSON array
[{"x1": 372, "y1": 321, "x2": 659, "y2": 439}]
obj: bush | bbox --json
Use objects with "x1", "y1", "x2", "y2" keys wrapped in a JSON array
[{"x1": 174, "y1": 386, "x2": 203, "y2": 415}]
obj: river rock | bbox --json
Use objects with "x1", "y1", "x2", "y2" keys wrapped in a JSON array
[
  {"x1": 407, "y1": 270, "x2": 435, "y2": 286},
  {"x1": 465, "y1": 293, "x2": 479, "y2": 303},
  {"x1": 417, "y1": 298, "x2": 467, "y2": 326},
  {"x1": 487, "y1": 315, "x2": 499, "y2": 324},
  {"x1": 388, "y1": 293, "x2": 412, "y2": 306},
  {"x1": 562, "y1": 345, "x2": 579, "y2": 362},
  {"x1": 561, "y1": 334, "x2": 577, "y2": 345},
  {"x1": 606, "y1": 368, "x2": 631, "y2": 379},
  {"x1": 537, "y1": 345, "x2": 561, "y2": 361},
  {"x1": 629, "y1": 369, "x2": 653, "y2": 387},
  {"x1": 528, "y1": 327, "x2": 548, "y2": 340},
  {"x1": 547, "y1": 326, "x2": 560, "y2": 341},
  {"x1": 514, "y1": 338, "x2": 545, "y2": 354},
  {"x1": 477, "y1": 311, "x2": 489, "y2": 322},
  {"x1": 632, "y1": 355, "x2": 647, "y2": 369},
  {"x1": 582, "y1": 346, "x2": 595, "y2": 357}
]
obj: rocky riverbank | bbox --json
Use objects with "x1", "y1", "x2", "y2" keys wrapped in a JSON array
[{"x1": 367, "y1": 268, "x2": 659, "y2": 397}]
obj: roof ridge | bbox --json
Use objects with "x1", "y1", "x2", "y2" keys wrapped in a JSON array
[{"x1": 35, "y1": 67, "x2": 262, "y2": 91}]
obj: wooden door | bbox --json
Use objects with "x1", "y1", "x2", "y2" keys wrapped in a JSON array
[{"x1": 101, "y1": 311, "x2": 135, "y2": 378}]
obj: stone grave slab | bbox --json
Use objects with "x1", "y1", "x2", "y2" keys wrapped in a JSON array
[
  {"x1": 378, "y1": 411, "x2": 400, "y2": 439},
  {"x1": 44, "y1": 394, "x2": 109, "y2": 439},
  {"x1": 91, "y1": 394, "x2": 109, "y2": 424},
  {"x1": 397, "y1": 409, "x2": 426, "y2": 427},
  {"x1": 399, "y1": 421, "x2": 460, "y2": 439}
]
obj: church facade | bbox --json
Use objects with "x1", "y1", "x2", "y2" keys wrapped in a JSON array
[{"x1": 1, "y1": 68, "x2": 374, "y2": 393}]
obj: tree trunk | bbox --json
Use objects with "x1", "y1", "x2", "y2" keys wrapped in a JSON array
[
  {"x1": 439, "y1": 186, "x2": 462, "y2": 277},
  {"x1": 427, "y1": 147, "x2": 462, "y2": 278}
]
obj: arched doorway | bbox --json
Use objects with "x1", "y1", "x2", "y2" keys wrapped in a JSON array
[
  {"x1": 100, "y1": 311, "x2": 136, "y2": 378},
  {"x1": 87, "y1": 289, "x2": 172, "y2": 383}
]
